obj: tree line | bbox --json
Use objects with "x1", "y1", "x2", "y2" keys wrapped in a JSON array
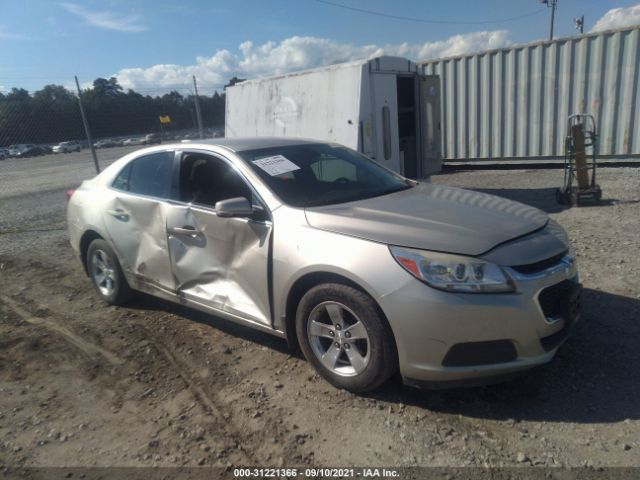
[{"x1": 0, "y1": 76, "x2": 244, "y2": 147}]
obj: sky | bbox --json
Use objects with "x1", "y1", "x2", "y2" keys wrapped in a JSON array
[{"x1": 1, "y1": 0, "x2": 639, "y2": 96}]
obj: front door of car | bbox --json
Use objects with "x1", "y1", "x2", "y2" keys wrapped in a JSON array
[
  {"x1": 165, "y1": 152, "x2": 272, "y2": 326},
  {"x1": 102, "y1": 150, "x2": 176, "y2": 293}
]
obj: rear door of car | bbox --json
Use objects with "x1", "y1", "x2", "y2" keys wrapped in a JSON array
[
  {"x1": 102, "y1": 150, "x2": 177, "y2": 293},
  {"x1": 164, "y1": 150, "x2": 273, "y2": 327}
]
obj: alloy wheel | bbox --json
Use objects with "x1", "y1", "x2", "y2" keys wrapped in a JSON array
[
  {"x1": 306, "y1": 301, "x2": 371, "y2": 377},
  {"x1": 90, "y1": 249, "x2": 117, "y2": 297}
]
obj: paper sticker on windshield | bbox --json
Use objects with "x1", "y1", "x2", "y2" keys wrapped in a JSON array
[{"x1": 252, "y1": 155, "x2": 300, "y2": 176}]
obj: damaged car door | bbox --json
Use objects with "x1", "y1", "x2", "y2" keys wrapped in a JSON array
[
  {"x1": 165, "y1": 151, "x2": 272, "y2": 326},
  {"x1": 103, "y1": 151, "x2": 176, "y2": 293}
]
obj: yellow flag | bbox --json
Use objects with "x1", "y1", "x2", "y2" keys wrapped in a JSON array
[{"x1": 159, "y1": 115, "x2": 171, "y2": 124}]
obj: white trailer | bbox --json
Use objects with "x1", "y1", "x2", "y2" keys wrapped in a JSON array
[{"x1": 225, "y1": 56, "x2": 441, "y2": 178}]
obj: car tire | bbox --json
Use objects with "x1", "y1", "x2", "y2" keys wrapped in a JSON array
[
  {"x1": 295, "y1": 283, "x2": 397, "y2": 392},
  {"x1": 86, "y1": 239, "x2": 132, "y2": 306}
]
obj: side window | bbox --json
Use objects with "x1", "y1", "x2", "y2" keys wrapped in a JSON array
[
  {"x1": 112, "y1": 163, "x2": 132, "y2": 191},
  {"x1": 179, "y1": 154, "x2": 252, "y2": 208},
  {"x1": 310, "y1": 155, "x2": 357, "y2": 182},
  {"x1": 126, "y1": 152, "x2": 174, "y2": 198}
]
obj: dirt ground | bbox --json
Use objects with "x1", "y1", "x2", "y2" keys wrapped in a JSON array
[{"x1": 1, "y1": 157, "x2": 639, "y2": 469}]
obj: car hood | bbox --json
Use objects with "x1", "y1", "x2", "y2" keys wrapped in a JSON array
[{"x1": 304, "y1": 183, "x2": 549, "y2": 256}]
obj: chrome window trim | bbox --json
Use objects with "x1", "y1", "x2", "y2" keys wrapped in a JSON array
[
  {"x1": 164, "y1": 198, "x2": 273, "y2": 226},
  {"x1": 105, "y1": 147, "x2": 273, "y2": 223}
]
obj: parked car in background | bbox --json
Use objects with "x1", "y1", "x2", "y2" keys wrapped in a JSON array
[
  {"x1": 0, "y1": 148, "x2": 9, "y2": 160},
  {"x1": 122, "y1": 138, "x2": 143, "y2": 146},
  {"x1": 94, "y1": 139, "x2": 119, "y2": 149},
  {"x1": 142, "y1": 133, "x2": 161, "y2": 145},
  {"x1": 8, "y1": 144, "x2": 36, "y2": 157},
  {"x1": 15, "y1": 145, "x2": 48, "y2": 157},
  {"x1": 67, "y1": 138, "x2": 581, "y2": 393},
  {"x1": 53, "y1": 141, "x2": 81, "y2": 153}
]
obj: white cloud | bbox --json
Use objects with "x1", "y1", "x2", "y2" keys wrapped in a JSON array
[
  {"x1": 59, "y1": 3, "x2": 147, "y2": 32},
  {"x1": 0, "y1": 25, "x2": 27, "y2": 40},
  {"x1": 114, "y1": 31, "x2": 510, "y2": 94},
  {"x1": 591, "y1": 3, "x2": 640, "y2": 32}
]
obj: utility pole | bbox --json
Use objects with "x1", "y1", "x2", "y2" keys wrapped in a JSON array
[
  {"x1": 192, "y1": 75, "x2": 204, "y2": 139},
  {"x1": 75, "y1": 76, "x2": 100, "y2": 174},
  {"x1": 540, "y1": 0, "x2": 558, "y2": 41},
  {"x1": 574, "y1": 15, "x2": 584, "y2": 34}
]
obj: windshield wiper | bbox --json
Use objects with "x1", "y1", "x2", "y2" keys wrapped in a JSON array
[
  {"x1": 357, "y1": 184, "x2": 412, "y2": 201},
  {"x1": 305, "y1": 184, "x2": 412, "y2": 207}
]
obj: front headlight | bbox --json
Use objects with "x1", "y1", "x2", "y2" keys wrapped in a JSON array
[{"x1": 389, "y1": 246, "x2": 514, "y2": 293}]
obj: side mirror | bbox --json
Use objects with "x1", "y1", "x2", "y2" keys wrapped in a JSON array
[{"x1": 215, "y1": 197, "x2": 254, "y2": 217}]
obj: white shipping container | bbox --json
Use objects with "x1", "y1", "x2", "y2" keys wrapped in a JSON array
[
  {"x1": 420, "y1": 26, "x2": 640, "y2": 161},
  {"x1": 225, "y1": 56, "x2": 442, "y2": 178}
]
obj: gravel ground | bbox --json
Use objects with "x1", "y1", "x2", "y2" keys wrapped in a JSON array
[{"x1": 1, "y1": 154, "x2": 639, "y2": 470}]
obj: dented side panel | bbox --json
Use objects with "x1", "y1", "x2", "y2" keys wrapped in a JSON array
[
  {"x1": 166, "y1": 205, "x2": 272, "y2": 326},
  {"x1": 102, "y1": 194, "x2": 175, "y2": 291}
]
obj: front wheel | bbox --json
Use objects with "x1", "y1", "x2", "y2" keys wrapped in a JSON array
[{"x1": 296, "y1": 283, "x2": 397, "y2": 392}]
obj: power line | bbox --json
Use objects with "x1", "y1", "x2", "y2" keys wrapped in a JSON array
[{"x1": 314, "y1": 0, "x2": 546, "y2": 25}]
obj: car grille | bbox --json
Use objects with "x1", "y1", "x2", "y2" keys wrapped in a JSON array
[{"x1": 510, "y1": 251, "x2": 567, "y2": 275}]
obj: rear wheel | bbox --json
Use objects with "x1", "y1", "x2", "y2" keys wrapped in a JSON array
[
  {"x1": 296, "y1": 283, "x2": 397, "y2": 392},
  {"x1": 87, "y1": 239, "x2": 131, "y2": 306}
]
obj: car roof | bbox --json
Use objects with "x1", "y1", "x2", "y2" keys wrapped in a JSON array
[{"x1": 176, "y1": 137, "x2": 324, "y2": 153}]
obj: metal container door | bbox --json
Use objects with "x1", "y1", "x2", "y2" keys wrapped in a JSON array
[{"x1": 419, "y1": 75, "x2": 442, "y2": 175}]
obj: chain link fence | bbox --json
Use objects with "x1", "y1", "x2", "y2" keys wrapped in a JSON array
[
  {"x1": 0, "y1": 76, "x2": 235, "y2": 246},
  {"x1": 0, "y1": 76, "x2": 226, "y2": 172}
]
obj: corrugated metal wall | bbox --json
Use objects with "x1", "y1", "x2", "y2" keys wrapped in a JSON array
[{"x1": 419, "y1": 27, "x2": 640, "y2": 161}]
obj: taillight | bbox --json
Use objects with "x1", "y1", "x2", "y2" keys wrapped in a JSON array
[{"x1": 66, "y1": 188, "x2": 76, "y2": 202}]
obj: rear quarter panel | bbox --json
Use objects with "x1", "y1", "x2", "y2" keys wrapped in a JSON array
[{"x1": 67, "y1": 184, "x2": 115, "y2": 261}]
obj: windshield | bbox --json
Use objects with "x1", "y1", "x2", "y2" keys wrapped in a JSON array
[{"x1": 239, "y1": 143, "x2": 412, "y2": 207}]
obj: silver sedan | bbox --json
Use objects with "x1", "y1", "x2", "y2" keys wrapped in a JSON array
[{"x1": 67, "y1": 138, "x2": 581, "y2": 392}]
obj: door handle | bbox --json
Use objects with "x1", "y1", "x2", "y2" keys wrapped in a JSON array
[
  {"x1": 107, "y1": 209, "x2": 129, "y2": 221},
  {"x1": 169, "y1": 225, "x2": 201, "y2": 236}
]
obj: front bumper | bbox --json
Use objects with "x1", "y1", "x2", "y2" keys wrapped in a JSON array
[{"x1": 379, "y1": 255, "x2": 581, "y2": 386}]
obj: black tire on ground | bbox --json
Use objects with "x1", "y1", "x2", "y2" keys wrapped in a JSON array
[
  {"x1": 295, "y1": 283, "x2": 398, "y2": 393},
  {"x1": 555, "y1": 188, "x2": 565, "y2": 205},
  {"x1": 86, "y1": 239, "x2": 132, "y2": 306}
]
